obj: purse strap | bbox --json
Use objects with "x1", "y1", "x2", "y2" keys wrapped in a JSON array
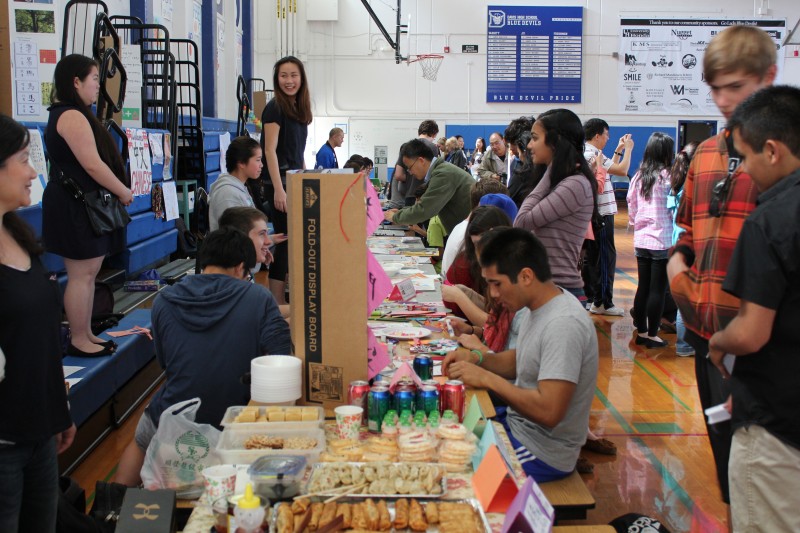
[{"x1": 50, "y1": 160, "x2": 86, "y2": 203}]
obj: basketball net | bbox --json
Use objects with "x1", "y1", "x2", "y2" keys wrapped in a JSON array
[{"x1": 407, "y1": 54, "x2": 444, "y2": 81}]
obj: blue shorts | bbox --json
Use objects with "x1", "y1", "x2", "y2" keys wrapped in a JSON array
[{"x1": 496, "y1": 407, "x2": 572, "y2": 483}]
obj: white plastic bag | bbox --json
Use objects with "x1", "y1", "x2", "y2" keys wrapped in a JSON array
[{"x1": 140, "y1": 398, "x2": 221, "y2": 498}]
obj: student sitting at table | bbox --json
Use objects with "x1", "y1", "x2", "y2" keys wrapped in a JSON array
[
  {"x1": 114, "y1": 227, "x2": 292, "y2": 486},
  {"x1": 219, "y1": 206, "x2": 289, "y2": 318},
  {"x1": 443, "y1": 228, "x2": 598, "y2": 482}
]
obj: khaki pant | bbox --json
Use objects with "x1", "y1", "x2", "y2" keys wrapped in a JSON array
[{"x1": 730, "y1": 424, "x2": 800, "y2": 532}]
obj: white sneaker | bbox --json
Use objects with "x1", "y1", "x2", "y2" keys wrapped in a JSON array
[{"x1": 590, "y1": 304, "x2": 625, "y2": 316}]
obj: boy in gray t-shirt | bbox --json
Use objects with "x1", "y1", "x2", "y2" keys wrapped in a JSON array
[{"x1": 444, "y1": 227, "x2": 598, "y2": 482}]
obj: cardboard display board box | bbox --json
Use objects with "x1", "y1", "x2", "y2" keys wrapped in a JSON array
[
  {"x1": 288, "y1": 172, "x2": 368, "y2": 410},
  {"x1": 252, "y1": 90, "x2": 272, "y2": 121}
]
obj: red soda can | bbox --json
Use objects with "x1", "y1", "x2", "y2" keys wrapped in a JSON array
[
  {"x1": 441, "y1": 380, "x2": 466, "y2": 421},
  {"x1": 348, "y1": 380, "x2": 371, "y2": 424}
]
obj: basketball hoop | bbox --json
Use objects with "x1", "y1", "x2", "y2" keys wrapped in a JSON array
[{"x1": 407, "y1": 54, "x2": 444, "y2": 81}]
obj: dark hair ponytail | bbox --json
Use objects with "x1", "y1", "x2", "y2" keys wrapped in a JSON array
[
  {"x1": 53, "y1": 54, "x2": 127, "y2": 186},
  {"x1": 670, "y1": 142, "x2": 697, "y2": 196},
  {"x1": 0, "y1": 114, "x2": 42, "y2": 256}
]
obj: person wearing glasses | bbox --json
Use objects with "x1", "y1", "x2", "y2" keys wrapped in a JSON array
[
  {"x1": 386, "y1": 120, "x2": 440, "y2": 209},
  {"x1": 478, "y1": 132, "x2": 509, "y2": 184},
  {"x1": 706, "y1": 85, "x2": 800, "y2": 533},
  {"x1": 383, "y1": 139, "x2": 473, "y2": 235},
  {"x1": 114, "y1": 227, "x2": 291, "y2": 487},
  {"x1": 666, "y1": 25, "x2": 777, "y2": 506}
]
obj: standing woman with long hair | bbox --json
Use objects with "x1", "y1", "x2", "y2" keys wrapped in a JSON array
[
  {"x1": 42, "y1": 54, "x2": 132, "y2": 357},
  {"x1": 514, "y1": 108, "x2": 598, "y2": 299},
  {"x1": 667, "y1": 143, "x2": 697, "y2": 356},
  {"x1": 260, "y1": 56, "x2": 312, "y2": 304},
  {"x1": 627, "y1": 132, "x2": 675, "y2": 348},
  {"x1": 0, "y1": 114, "x2": 75, "y2": 531}
]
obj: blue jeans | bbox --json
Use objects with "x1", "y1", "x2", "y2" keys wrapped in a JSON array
[
  {"x1": 0, "y1": 437, "x2": 59, "y2": 532},
  {"x1": 675, "y1": 311, "x2": 693, "y2": 354}
]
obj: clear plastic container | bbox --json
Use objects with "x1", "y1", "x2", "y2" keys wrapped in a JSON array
[
  {"x1": 216, "y1": 426, "x2": 325, "y2": 464},
  {"x1": 247, "y1": 455, "x2": 307, "y2": 501},
  {"x1": 219, "y1": 405, "x2": 325, "y2": 429}
]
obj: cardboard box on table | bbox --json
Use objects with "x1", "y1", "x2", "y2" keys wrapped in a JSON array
[{"x1": 288, "y1": 172, "x2": 367, "y2": 410}]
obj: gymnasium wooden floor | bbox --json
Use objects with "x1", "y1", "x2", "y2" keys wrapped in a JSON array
[{"x1": 69, "y1": 206, "x2": 730, "y2": 532}]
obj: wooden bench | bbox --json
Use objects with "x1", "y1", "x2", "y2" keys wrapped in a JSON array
[{"x1": 540, "y1": 471, "x2": 596, "y2": 521}]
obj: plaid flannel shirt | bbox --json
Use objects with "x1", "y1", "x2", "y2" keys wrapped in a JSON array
[{"x1": 670, "y1": 132, "x2": 758, "y2": 340}]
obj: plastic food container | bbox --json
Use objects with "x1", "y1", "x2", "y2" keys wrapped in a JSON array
[
  {"x1": 248, "y1": 455, "x2": 307, "y2": 501},
  {"x1": 216, "y1": 426, "x2": 325, "y2": 465},
  {"x1": 220, "y1": 405, "x2": 325, "y2": 429}
]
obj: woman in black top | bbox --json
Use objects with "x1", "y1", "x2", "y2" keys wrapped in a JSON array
[
  {"x1": 41, "y1": 54, "x2": 133, "y2": 357},
  {"x1": 0, "y1": 114, "x2": 75, "y2": 532},
  {"x1": 260, "y1": 56, "x2": 312, "y2": 304}
]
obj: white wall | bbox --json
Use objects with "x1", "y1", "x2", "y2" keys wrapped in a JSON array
[{"x1": 253, "y1": 0, "x2": 800, "y2": 165}]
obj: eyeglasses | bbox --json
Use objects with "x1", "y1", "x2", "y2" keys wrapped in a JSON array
[
  {"x1": 407, "y1": 157, "x2": 421, "y2": 172},
  {"x1": 709, "y1": 158, "x2": 740, "y2": 218}
]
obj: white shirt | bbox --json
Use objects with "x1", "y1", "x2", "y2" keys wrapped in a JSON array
[{"x1": 440, "y1": 218, "x2": 468, "y2": 275}]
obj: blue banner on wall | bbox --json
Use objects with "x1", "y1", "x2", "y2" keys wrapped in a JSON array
[{"x1": 487, "y1": 6, "x2": 583, "y2": 104}]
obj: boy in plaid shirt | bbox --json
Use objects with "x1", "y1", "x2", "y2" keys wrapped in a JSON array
[{"x1": 667, "y1": 25, "x2": 777, "y2": 504}]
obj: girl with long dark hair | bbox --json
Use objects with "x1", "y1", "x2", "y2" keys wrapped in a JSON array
[
  {"x1": 514, "y1": 108, "x2": 598, "y2": 299},
  {"x1": 668, "y1": 142, "x2": 697, "y2": 356},
  {"x1": 0, "y1": 114, "x2": 74, "y2": 531},
  {"x1": 260, "y1": 56, "x2": 312, "y2": 304},
  {"x1": 42, "y1": 54, "x2": 132, "y2": 357},
  {"x1": 627, "y1": 132, "x2": 675, "y2": 348}
]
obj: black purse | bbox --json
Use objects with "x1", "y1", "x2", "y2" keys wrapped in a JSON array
[{"x1": 56, "y1": 168, "x2": 131, "y2": 237}]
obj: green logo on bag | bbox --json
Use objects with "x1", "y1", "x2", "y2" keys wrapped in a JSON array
[{"x1": 175, "y1": 430, "x2": 210, "y2": 462}]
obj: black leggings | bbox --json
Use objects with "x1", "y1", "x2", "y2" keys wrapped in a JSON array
[
  {"x1": 633, "y1": 250, "x2": 668, "y2": 336},
  {"x1": 263, "y1": 181, "x2": 288, "y2": 282}
]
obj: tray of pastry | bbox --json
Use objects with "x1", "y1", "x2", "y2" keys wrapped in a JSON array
[
  {"x1": 273, "y1": 497, "x2": 490, "y2": 533},
  {"x1": 305, "y1": 462, "x2": 447, "y2": 498}
]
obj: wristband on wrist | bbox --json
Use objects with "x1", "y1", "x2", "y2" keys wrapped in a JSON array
[
  {"x1": 615, "y1": 151, "x2": 623, "y2": 157},
  {"x1": 469, "y1": 325, "x2": 475, "y2": 335},
  {"x1": 470, "y1": 349, "x2": 484, "y2": 366}
]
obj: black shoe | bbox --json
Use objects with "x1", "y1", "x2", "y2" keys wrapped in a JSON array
[
  {"x1": 67, "y1": 344, "x2": 115, "y2": 357},
  {"x1": 94, "y1": 340, "x2": 117, "y2": 352}
]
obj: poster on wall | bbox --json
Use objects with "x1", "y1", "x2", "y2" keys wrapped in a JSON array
[
  {"x1": 120, "y1": 46, "x2": 143, "y2": 128},
  {"x1": 14, "y1": 41, "x2": 41, "y2": 116},
  {"x1": 486, "y1": 6, "x2": 583, "y2": 104},
  {"x1": 126, "y1": 128, "x2": 152, "y2": 197},
  {"x1": 619, "y1": 19, "x2": 786, "y2": 115}
]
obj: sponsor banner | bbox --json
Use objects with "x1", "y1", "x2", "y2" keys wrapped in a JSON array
[
  {"x1": 487, "y1": 6, "x2": 583, "y2": 103},
  {"x1": 619, "y1": 19, "x2": 785, "y2": 115}
]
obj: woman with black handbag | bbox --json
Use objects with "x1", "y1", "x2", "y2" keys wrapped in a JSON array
[
  {"x1": 42, "y1": 54, "x2": 132, "y2": 357},
  {"x1": 0, "y1": 114, "x2": 75, "y2": 532}
]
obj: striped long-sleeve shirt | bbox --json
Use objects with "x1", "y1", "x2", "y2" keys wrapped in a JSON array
[
  {"x1": 514, "y1": 167, "x2": 594, "y2": 289},
  {"x1": 670, "y1": 132, "x2": 758, "y2": 340}
]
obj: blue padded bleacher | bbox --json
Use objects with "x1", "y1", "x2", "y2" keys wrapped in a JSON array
[
  {"x1": 64, "y1": 309, "x2": 155, "y2": 426},
  {"x1": 110, "y1": 228, "x2": 178, "y2": 274},
  {"x1": 206, "y1": 151, "x2": 221, "y2": 173},
  {"x1": 127, "y1": 212, "x2": 177, "y2": 246}
]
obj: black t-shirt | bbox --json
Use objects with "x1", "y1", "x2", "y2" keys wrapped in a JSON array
[
  {"x1": 260, "y1": 99, "x2": 308, "y2": 182},
  {"x1": 393, "y1": 138, "x2": 440, "y2": 201},
  {"x1": 722, "y1": 169, "x2": 800, "y2": 450},
  {"x1": 0, "y1": 255, "x2": 71, "y2": 442}
]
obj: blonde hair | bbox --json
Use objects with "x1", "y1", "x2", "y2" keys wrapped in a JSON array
[
  {"x1": 445, "y1": 136, "x2": 459, "y2": 152},
  {"x1": 703, "y1": 25, "x2": 776, "y2": 84}
]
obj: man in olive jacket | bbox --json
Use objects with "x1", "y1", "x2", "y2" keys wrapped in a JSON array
[{"x1": 384, "y1": 139, "x2": 474, "y2": 233}]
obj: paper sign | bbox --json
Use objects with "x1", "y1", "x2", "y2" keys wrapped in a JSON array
[
  {"x1": 462, "y1": 394, "x2": 485, "y2": 435},
  {"x1": 127, "y1": 129, "x2": 152, "y2": 196},
  {"x1": 501, "y1": 476, "x2": 555, "y2": 533},
  {"x1": 63, "y1": 366, "x2": 84, "y2": 378},
  {"x1": 388, "y1": 278, "x2": 416, "y2": 302},
  {"x1": 365, "y1": 178, "x2": 383, "y2": 236},
  {"x1": 367, "y1": 251, "x2": 394, "y2": 314},
  {"x1": 163, "y1": 133, "x2": 173, "y2": 180},
  {"x1": 149, "y1": 132, "x2": 164, "y2": 165},
  {"x1": 367, "y1": 328, "x2": 390, "y2": 380},
  {"x1": 388, "y1": 361, "x2": 424, "y2": 391},
  {"x1": 474, "y1": 421, "x2": 499, "y2": 470},
  {"x1": 219, "y1": 132, "x2": 231, "y2": 166},
  {"x1": 161, "y1": 180, "x2": 180, "y2": 221},
  {"x1": 27, "y1": 129, "x2": 47, "y2": 204},
  {"x1": 472, "y1": 444, "x2": 519, "y2": 513}
]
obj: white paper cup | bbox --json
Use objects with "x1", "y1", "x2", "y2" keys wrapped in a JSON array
[
  {"x1": 201, "y1": 465, "x2": 237, "y2": 504},
  {"x1": 335, "y1": 405, "x2": 363, "y2": 439}
]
